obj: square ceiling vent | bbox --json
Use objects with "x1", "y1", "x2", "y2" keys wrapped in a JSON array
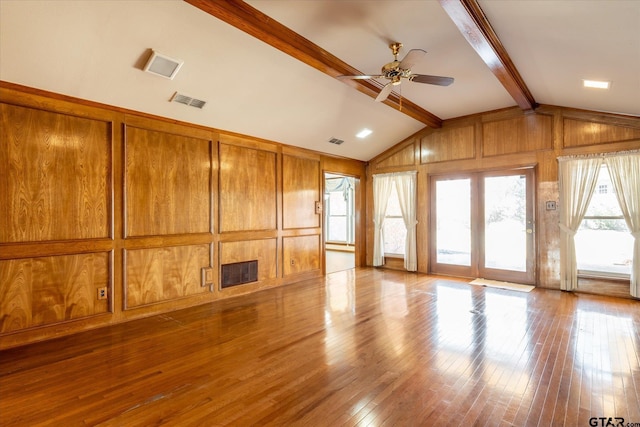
[{"x1": 143, "y1": 50, "x2": 183, "y2": 80}]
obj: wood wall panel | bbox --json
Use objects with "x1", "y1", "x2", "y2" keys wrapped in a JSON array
[
  {"x1": 562, "y1": 118, "x2": 640, "y2": 147},
  {"x1": 283, "y1": 235, "x2": 321, "y2": 276},
  {"x1": 0, "y1": 103, "x2": 111, "y2": 243},
  {"x1": 375, "y1": 143, "x2": 416, "y2": 169},
  {"x1": 482, "y1": 114, "x2": 552, "y2": 156},
  {"x1": 420, "y1": 126, "x2": 475, "y2": 163},
  {"x1": 125, "y1": 126, "x2": 211, "y2": 237},
  {"x1": 125, "y1": 245, "x2": 210, "y2": 308},
  {"x1": 0, "y1": 83, "x2": 359, "y2": 348},
  {"x1": 0, "y1": 253, "x2": 110, "y2": 333},
  {"x1": 367, "y1": 104, "x2": 640, "y2": 299},
  {"x1": 219, "y1": 143, "x2": 276, "y2": 232},
  {"x1": 219, "y1": 239, "x2": 277, "y2": 281},
  {"x1": 282, "y1": 155, "x2": 320, "y2": 229}
]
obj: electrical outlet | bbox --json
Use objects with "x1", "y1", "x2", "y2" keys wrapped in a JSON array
[
  {"x1": 545, "y1": 201, "x2": 557, "y2": 211},
  {"x1": 97, "y1": 287, "x2": 107, "y2": 300},
  {"x1": 290, "y1": 259, "x2": 295, "y2": 265}
]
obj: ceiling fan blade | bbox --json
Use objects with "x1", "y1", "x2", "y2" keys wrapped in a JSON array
[
  {"x1": 375, "y1": 82, "x2": 394, "y2": 102},
  {"x1": 410, "y1": 74, "x2": 454, "y2": 86},
  {"x1": 399, "y1": 49, "x2": 427, "y2": 69},
  {"x1": 337, "y1": 74, "x2": 384, "y2": 80}
]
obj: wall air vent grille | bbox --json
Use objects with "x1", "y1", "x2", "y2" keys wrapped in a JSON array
[
  {"x1": 221, "y1": 260, "x2": 258, "y2": 288},
  {"x1": 328, "y1": 137, "x2": 344, "y2": 145},
  {"x1": 170, "y1": 92, "x2": 206, "y2": 109}
]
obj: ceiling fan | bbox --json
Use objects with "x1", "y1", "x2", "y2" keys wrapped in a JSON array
[{"x1": 339, "y1": 42, "x2": 454, "y2": 102}]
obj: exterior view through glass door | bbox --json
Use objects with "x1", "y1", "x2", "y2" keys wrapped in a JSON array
[{"x1": 430, "y1": 168, "x2": 535, "y2": 284}]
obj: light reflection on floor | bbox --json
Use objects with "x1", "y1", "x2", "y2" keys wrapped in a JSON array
[{"x1": 318, "y1": 271, "x2": 639, "y2": 424}]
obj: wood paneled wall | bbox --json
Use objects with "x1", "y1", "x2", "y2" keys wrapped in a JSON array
[
  {"x1": 0, "y1": 83, "x2": 365, "y2": 348},
  {"x1": 367, "y1": 105, "x2": 640, "y2": 298}
]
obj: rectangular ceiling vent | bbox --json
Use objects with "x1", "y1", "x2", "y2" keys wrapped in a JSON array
[
  {"x1": 143, "y1": 50, "x2": 184, "y2": 80},
  {"x1": 170, "y1": 92, "x2": 206, "y2": 109},
  {"x1": 328, "y1": 137, "x2": 344, "y2": 145}
]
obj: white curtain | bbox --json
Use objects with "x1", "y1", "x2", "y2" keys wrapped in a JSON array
[
  {"x1": 395, "y1": 172, "x2": 418, "y2": 271},
  {"x1": 372, "y1": 175, "x2": 394, "y2": 266},
  {"x1": 558, "y1": 157, "x2": 602, "y2": 291},
  {"x1": 605, "y1": 152, "x2": 640, "y2": 297}
]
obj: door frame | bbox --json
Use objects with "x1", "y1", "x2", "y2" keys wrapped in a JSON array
[
  {"x1": 429, "y1": 167, "x2": 536, "y2": 284},
  {"x1": 322, "y1": 172, "x2": 360, "y2": 274}
]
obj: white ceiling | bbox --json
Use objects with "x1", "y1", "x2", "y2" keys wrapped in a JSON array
[{"x1": 1, "y1": 0, "x2": 638, "y2": 161}]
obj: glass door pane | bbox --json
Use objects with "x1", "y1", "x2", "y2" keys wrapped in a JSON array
[
  {"x1": 483, "y1": 174, "x2": 527, "y2": 272},
  {"x1": 430, "y1": 169, "x2": 535, "y2": 284},
  {"x1": 435, "y1": 178, "x2": 471, "y2": 267}
]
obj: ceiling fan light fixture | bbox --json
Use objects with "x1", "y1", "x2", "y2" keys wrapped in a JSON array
[
  {"x1": 356, "y1": 128, "x2": 373, "y2": 139},
  {"x1": 583, "y1": 79, "x2": 610, "y2": 89}
]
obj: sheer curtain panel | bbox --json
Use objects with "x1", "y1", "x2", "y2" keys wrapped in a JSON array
[
  {"x1": 395, "y1": 172, "x2": 418, "y2": 271},
  {"x1": 605, "y1": 152, "x2": 640, "y2": 297},
  {"x1": 558, "y1": 157, "x2": 602, "y2": 291},
  {"x1": 372, "y1": 175, "x2": 394, "y2": 266}
]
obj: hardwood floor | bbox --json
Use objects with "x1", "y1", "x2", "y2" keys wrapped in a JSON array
[{"x1": 1, "y1": 268, "x2": 639, "y2": 426}]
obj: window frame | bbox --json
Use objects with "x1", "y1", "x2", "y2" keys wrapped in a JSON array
[
  {"x1": 382, "y1": 185, "x2": 406, "y2": 258},
  {"x1": 576, "y1": 164, "x2": 631, "y2": 281}
]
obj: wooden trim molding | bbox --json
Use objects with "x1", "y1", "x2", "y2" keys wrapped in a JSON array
[{"x1": 439, "y1": 0, "x2": 537, "y2": 111}]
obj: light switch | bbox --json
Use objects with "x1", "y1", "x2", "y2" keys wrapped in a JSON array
[{"x1": 201, "y1": 267, "x2": 214, "y2": 286}]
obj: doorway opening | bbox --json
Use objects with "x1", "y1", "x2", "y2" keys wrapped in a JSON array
[{"x1": 324, "y1": 173, "x2": 357, "y2": 274}]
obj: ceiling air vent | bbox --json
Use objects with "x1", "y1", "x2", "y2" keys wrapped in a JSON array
[
  {"x1": 170, "y1": 92, "x2": 206, "y2": 109},
  {"x1": 143, "y1": 49, "x2": 183, "y2": 80},
  {"x1": 328, "y1": 137, "x2": 344, "y2": 145}
]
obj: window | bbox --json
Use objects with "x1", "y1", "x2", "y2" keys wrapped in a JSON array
[
  {"x1": 576, "y1": 164, "x2": 632, "y2": 278},
  {"x1": 325, "y1": 177, "x2": 355, "y2": 244},
  {"x1": 383, "y1": 185, "x2": 406, "y2": 256}
]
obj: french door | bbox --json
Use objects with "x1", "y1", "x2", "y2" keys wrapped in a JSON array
[{"x1": 430, "y1": 168, "x2": 535, "y2": 284}]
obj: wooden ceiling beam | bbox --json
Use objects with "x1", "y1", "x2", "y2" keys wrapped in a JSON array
[
  {"x1": 439, "y1": 0, "x2": 537, "y2": 111},
  {"x1": 184, "y1": 0, "x2": 443, "y2": 128}
]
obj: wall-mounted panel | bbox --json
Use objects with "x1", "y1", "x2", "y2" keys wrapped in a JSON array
[
  {"x1": 283, "y1": 235, "x2": 321, "y2": 276},
  {"x1": 0, "y1": 253, "x2": 110, "y2": 333},
  {"x1": 283, "y1": 155, "x2": 320, "y2": 229},
  {"x1": 483, "y1": 115, "x2": 552, "y2": 156},
  {"x1": 375, "y1": 143, "x2": 416, "y2": 169},
  {"x1": 125, "y1": 244, "x2": 210, "y2": 308},
  {"x1": 219, "y1": 239, "x2": 277, "y2": 282},
  {"x1": 0, "y1": 103, "x2": 111, "y2": 243},
  {"x1": 563, "y1": 118, "x2": 640, "y2": 148},
  {"x1": 420, "y1": 126, "x2": 475, "y2": 164},
  {"x1": 125, "y1": 126, "x2": 211, "y2": 237},
  {"x1": 219, "y1": 144, "x2": 277, "y2": 232}
]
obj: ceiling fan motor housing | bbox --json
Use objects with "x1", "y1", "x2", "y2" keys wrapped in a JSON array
[{"x1": 382, "y1": 61, "x2": 411, "y2": 84}]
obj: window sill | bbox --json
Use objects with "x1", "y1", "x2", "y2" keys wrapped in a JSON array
[
  {"x1": 577, "y1": 271, "x2": 630, "y2": 282},
  {"x1": 577, "y1": 276, "x2": 632, "y2": 299}
]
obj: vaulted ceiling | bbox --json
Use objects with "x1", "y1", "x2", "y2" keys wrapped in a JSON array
[{"x1": 1, "y1": 0, "x2": 638, "y2": 161}]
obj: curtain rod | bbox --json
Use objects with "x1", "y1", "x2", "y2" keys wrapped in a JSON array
[
  {"x1": 557, "y1": 149, "x2": 640, "y2": 161},
  {"x1": 372, "y1": 170, "x2": 417, "y2": 178}
]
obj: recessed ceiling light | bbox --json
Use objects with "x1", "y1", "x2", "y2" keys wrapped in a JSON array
[
  {"x1": 356, "y1": 128, "x2": 372, "y2": 139},
  {"x1": 583, "y1": 79, "x2": 610, "y2": 89}
]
